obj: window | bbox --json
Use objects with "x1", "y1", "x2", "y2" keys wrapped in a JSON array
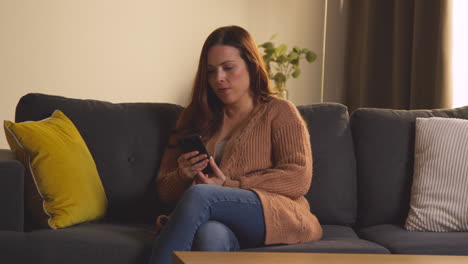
[{"x1": 452, "y1": 0, "x2": 468, "y2": 108}]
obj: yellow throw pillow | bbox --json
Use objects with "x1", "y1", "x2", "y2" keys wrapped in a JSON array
[{"x1": 4, "y1": 110, "x2": 108, "y2": 229}]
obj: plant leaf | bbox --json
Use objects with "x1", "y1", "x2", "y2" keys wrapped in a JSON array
[
  {"x1": 292, "y1": 67, "x2": 301, "y2": 78},
  {"x1": 259, "y1": 42, "x2": 274, "y2": 50},
  {"x1": 288, "y1": 51, "x2": 299, "y2": 60},
  {"x1": 306, "y1": 51, "x2": 317, "y2": 62},
  {"x1": 266, "y1": 49, "x2": 275, "y2": 56},
  {"x1": 273, "y1": 72, "x2": 286, "y2": 84},
  {"x1": 277, "y1": 55, "x2": 287, "y2": 64},
  {"x1": 277, "y1": 44, "x2": 287, "y2": 55},
  {"x1": 270, "y1": 34, "x2": 278, "y2": 41}
]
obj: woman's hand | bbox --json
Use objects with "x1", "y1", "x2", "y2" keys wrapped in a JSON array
[
  {"x1": 177, "y1": 151, "x2": 210, "y2": 181},
  {"x1": 194, "y1": 156, "x2": 226, "y2": 186}
]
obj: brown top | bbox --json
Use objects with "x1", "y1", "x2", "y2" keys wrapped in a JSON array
[{"x1": 156, "y1": 97, "x2": 322, "y2": 244}]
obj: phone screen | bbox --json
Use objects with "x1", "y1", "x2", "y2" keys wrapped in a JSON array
[{"x1": 178, "y1": 135, "x2": 212, "y2": 174}]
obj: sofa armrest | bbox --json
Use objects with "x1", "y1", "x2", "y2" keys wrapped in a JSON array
[{"x1": 0, "y1": 149, "x2": 24, "y2": 232}]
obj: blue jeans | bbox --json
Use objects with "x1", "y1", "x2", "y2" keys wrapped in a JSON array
[{"x1": 148, "y1": 184, "x2": 265, "y2": 264}]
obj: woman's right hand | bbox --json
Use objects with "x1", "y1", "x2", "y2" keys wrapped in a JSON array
[{"x1": 176, "y1": 151, "x2": 209, "y2": 180}]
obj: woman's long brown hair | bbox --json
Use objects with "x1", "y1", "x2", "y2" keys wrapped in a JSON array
[{"x1": 175, "y1": 25, "x2": 274, "y2": 141}]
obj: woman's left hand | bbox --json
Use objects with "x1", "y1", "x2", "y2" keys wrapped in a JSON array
[{"x1": 193, "y1": 156, "x2": 226, "y2": 186}]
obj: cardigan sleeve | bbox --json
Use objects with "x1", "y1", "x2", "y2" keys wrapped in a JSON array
[
  {"x1": 223, "y1": 100, "x2": 313, "y2": 199},
  {"x1": 156, "y1": 135, "x2": 192, "y2": 206}
]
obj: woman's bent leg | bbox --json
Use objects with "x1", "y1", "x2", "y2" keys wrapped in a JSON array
[
  {"x1": 192, "y1": 221, "x2": 239, "y2": 251},
  {"x1": 148, "y1": 184, "x2": 265, "y2": 264}
]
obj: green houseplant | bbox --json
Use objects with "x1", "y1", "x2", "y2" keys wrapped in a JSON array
[{"x1": 258, "y1": 35, "x2": 317, "y2": 99}]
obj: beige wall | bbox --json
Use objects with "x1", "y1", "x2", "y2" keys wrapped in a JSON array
[{"x1": 0, "y1": 0, "x2": 325, "y2": 149}]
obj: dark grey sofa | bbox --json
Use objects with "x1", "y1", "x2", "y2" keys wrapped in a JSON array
[
  {"x1": 1, "y1": 93, "x2": 467, "y2": 263},
  {"x1": 351, "y1": 107, "x2": 468, "y2": 255}
]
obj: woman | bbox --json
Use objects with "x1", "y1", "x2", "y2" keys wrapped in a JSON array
[{"x1": 149, "y1": 25, "x2": 322, "y2": 264}]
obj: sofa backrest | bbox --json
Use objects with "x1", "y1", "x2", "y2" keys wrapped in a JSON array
[
  {"x1": 15, "y1": 93, "x2": 183, "y2": 224},
  {"x1": 298, "y1": 103, "x2": 357, "y2": 226},
  {"x1": 350, "y1": 106, "x2": 468, "y2": 228},
  {"x1": 15, "y1": 94, "x2": 359, "y2": 227}
]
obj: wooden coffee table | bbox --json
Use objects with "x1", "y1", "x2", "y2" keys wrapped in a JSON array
[{"x1": 173, "y1": 251, "x2": 468, "y2": 264}]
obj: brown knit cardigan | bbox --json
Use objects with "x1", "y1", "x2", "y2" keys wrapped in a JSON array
[{"x1": 156, "y1": 97, "x2": 323, "y2": 244}]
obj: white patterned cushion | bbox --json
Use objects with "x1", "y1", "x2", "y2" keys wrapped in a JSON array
[{"x1": 405, "y1": 117, "x2": 468, "y2": 232}]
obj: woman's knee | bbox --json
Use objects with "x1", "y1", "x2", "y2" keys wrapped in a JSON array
[
  {"x1": 181, "y1": 184, "x2": 223, "y2": 204},
  {"x1": 174, "y1": 185, "x2": 224, "y2": 216},
  {"x1": 192, "y1": 221, "x2": 239, "y2": 251}
]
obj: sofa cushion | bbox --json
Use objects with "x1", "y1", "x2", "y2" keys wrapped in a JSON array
[
  {"x1": 4, "y1": 110, "x2": 107, "y2": 229},
  {"x1": 15, "y1": 93, "x2": 183, "y2": 225},
  {"x1": 350, "y1": 106, "x2": 468, "y2": 228},
  {"x1": 0, "y1": 150, "x2": 25, "y2": 232},
  {"x1": 359, "y1": 224, "x2": 468, "y2": 255},
  {"x1": 242, "y1": 225, "x2": 389, "y2": 254},
  {"x1": 298, "y1": 103, "x2": 357, "y2": 226},
  {"x1": 0, "y1": 223, "x2": 153, "y2": 264},
  {"x1": 405, "y1": 117, "x2": 468, "y2": 232}
]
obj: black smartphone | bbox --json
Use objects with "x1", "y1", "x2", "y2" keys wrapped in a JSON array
[{"x1": 178, "y1": 135, "x2": 213, "y2": 174}]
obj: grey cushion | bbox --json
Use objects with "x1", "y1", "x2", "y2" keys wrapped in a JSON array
[
  {"x1": 359, "y1": 224, "x2": 468, "y2": 255},
  {"x1": 242, "y1": 225, "x2": 389, "y2": 254},
  {"x1": 0, "y1": 223, "x2": 154, "y2": 264},
  {"x1": 298, "y1": 103, "x2": 357, "y2": 226},
  {"x1": 405, "y1": 117, "x2": 468, "y2": 232},
  {"x1": 15, "y1": 93, "x2": 183, "y2": 225},
  {"x1": 350, "y1": 106, "x2": 468, "y2": 228}
]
